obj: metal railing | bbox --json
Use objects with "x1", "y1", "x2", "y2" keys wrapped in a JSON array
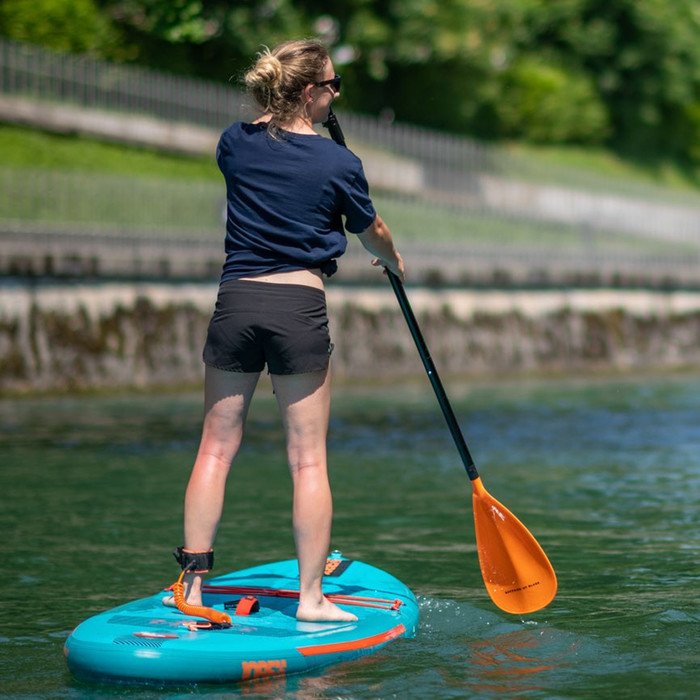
[{"x1": 0, "y1": 38, "x2": 247, "y2": 128}]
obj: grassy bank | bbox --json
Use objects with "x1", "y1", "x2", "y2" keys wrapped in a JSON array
[
  {"x1": 4, "y1": 123, "x2": 700, "y2": 195},
  {"x1": 503, "y1": 141, "x2": 700, "y2": 202},
  {"x1": 0, "y1": 124, "x2": 220, "y2": 180},
  {"x1": 1, "y1": 123, "x2": 699, "y2": 256}
]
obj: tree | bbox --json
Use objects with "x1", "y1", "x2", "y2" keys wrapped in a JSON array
[
  {"x1": 510, "y1": 0, "x2": 700, "y2": 157},
  {"x1": 0, "y1": 0, "x2": 111, "y2": 53},
  {"x1": 94, "y1": 0, "x2": 314, "y2": 77}
]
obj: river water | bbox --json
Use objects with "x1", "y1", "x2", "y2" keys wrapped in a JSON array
[{"x1": 2, "y1": 373, "x2": 699, "y2": 699}]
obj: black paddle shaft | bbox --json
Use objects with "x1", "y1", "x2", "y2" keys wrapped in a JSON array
[
  {"x1": 323, "y1": 108, "x2": 479, "y2": 482},
  {"x1": 386, "y1": 271, "x2": 479, "y2": 482}
]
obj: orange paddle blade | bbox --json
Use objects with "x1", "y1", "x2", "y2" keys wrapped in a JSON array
[{"x1": 471, "y1": 477, "x2": 557, "y2": 614}]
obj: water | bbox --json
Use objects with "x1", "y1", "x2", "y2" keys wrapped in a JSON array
[{"x1": 2, "y1": 374, "x2": 699, "y2": 699}]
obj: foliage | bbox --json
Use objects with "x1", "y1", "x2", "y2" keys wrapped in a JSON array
[
  {"x1": 94, "y1": 0, "x2": 314, "y2": 76},
  {"x1": 0, "y1": 0, "x2": 112, "y2": 53},
  {"x1": 510, "y1": 0, "x2": 700, "y2": 158},
  {"x1": 486, "y1": 56, "x2": 610, "y2": 144}
]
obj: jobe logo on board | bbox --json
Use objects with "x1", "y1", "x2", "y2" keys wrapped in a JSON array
[{"x1": 241, "y1": 659, "x2": 287, "y2": 679}]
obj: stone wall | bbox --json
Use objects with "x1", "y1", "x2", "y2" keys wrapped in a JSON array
[{"x1": 2, "y1": 282, "x2": 700, "y2": 394}]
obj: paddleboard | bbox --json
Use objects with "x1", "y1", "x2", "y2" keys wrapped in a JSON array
[{"x1": 64, "y1": 552, "x2": 419, "y2": 685}]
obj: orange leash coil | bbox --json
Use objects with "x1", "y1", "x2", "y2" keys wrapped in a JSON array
[{"x1": 171, "y1": 568, "x2": 232, "y2": 627}]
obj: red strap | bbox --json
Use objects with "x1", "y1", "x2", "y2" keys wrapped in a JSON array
[{"x1": 235, "y1": 596, "x2": 260, "y2": 616}]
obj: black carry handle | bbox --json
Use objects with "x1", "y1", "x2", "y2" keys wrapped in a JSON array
[{"x1": 323, "y1": 107, "x2": 479, "y2": 482}]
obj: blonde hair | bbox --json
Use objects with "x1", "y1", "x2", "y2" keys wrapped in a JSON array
[{"x1": 244, "y1": 40, "x2": 329, "y2": 133}]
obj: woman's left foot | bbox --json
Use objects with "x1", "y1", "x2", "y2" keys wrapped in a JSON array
[
  {"x1": 162, "y1": 572, "x2": 203, "y2": 608},
  {"x1": 296, "y1": 597, "x2": 358, "y2": 622}
]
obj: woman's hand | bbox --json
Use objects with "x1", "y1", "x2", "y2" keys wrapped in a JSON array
[
  {"x1": 358, "y1": 215, "x2": 405, "y2": 282},
  {"x1": 371, "y1": 253, "x2": 405, "y2": 282}
]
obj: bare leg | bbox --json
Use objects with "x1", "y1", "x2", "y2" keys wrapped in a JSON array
[
  {"x1": 272, "y1": 367, "x2": 357, "y2": 623},
  {"x1": 177, "y1": 366, "x2": 260, "y2": 606}
]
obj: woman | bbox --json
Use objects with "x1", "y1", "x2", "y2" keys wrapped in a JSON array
[{"x1": 172, "y1": 39, "x2": 404, "y2": 623}]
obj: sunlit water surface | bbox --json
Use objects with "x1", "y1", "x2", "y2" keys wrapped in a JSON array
[{"x1": 2, "y1": 374, "x2": 699, "y2": 699}]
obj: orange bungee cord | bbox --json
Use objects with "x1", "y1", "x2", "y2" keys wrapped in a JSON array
[{"x1": 171, "y1": 566, "x2": 232, "y2": 627}]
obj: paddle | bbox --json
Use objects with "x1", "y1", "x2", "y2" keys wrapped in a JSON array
[
  {"x1": 385, "y1": 271, "x2": 557, "y2": 614},
  {"x1": 324, "y1": 109, "x2": 557, "y2": 614}
]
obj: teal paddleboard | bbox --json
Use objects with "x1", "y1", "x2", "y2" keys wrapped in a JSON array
[{"x1": 64, "y1": 553, "x2": 419, "y2": 685}]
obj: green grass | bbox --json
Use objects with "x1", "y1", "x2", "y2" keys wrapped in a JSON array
[
  {"x1": 0, "y1": 125, "x2": 223, "y2": 231},
  {"x1": 499, "y1": 141, "x2": 700, "y2": 205},
  {"x1": 374, "y1": 195, "x2": 696, "y2": 254},
  {"x1": 0, "y1": 166, "x2": 223, "y2": 231},
  {"x1": 0, "y1": 124, "x2": 220, "y2": 180}
]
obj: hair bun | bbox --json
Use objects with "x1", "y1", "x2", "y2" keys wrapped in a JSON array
[
  {"x1": 242, "y1": 40, "x2": 329, "y2": 128},
  {"x1": 245, "y1": 49, "x2": 283, "y2": 91}
]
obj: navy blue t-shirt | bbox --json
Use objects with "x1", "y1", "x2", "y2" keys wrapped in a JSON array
[{"x1": 216, "y1": 121, "x2": 376, "y2": 280}]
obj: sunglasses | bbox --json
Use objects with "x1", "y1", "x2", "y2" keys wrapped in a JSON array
[{"x1": 314, "y1": 74, "x2": 341, "y2": 92}]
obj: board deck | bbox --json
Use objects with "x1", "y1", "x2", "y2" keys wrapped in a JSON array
[{"x1": 64, "y1": 553, "x2": 419, "y2": 684}]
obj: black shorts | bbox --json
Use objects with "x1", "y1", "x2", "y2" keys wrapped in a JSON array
[{"x1": 202, "y1": 280, "x2": 333, "y2": 375}]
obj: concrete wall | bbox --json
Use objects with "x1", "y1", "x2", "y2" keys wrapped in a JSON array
[{"x1": 2, "y1": 282, "x2": 700, "y2": 394}]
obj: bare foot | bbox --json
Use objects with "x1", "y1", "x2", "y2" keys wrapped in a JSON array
[
  {"x1": 296, "y1": 597, "x2": 358, "y2": 623},
  {"x1": 162, "y1": 572, "x2": 203, "y2": 608}
]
